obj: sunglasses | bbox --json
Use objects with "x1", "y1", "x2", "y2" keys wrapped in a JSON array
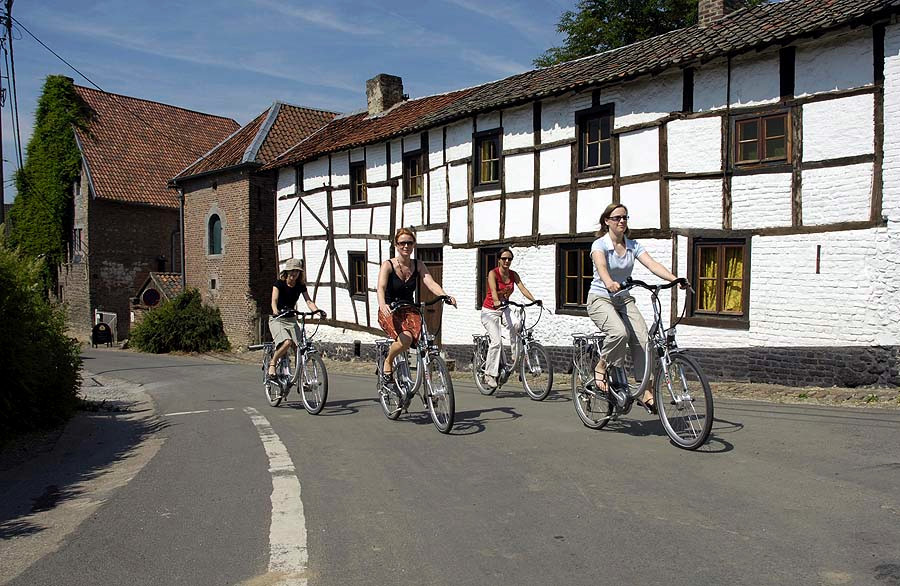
[
  {"x1": 396, "y1": 240, "x2": 415, "y2": 246},
  {"x1": 608, "y1": 215, "x2": 629, "y2": 223},
  {"x1": 499, "y1": 256, "x2": 513, "y2": 262}
]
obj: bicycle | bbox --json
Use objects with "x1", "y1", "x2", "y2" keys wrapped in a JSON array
[
  {"x1": 471, "y1": 300, "x2": 554, "y2": 400},
  {"x1": 375, "y1": 296, "x2": 456, "y2": 434},
  {"x1": 248, "y1": 309, "x2": 328, "y2": 415},
  {"x1": 571, "y1": 277, "x2": 714, "y2": 450}
]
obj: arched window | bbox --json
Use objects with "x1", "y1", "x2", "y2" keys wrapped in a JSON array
[{"x1": 208, "y1": 214, "x2": 222, "y2": 255}]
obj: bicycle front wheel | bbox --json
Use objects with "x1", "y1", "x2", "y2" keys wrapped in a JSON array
[
  {"x1": 300, "y1": 352, "x2": 328, "y2": 415},
  {"x1": 521, "y1": 342, "x2": 553, "y2": 401},
  {"x1": 572, "y1": 358, "x2": 613, "y2": 429},
  {"x1": 655, "y1": 353, "x2": 713, "y2": 450},
  {"x1": 424, "y1": 356, "x2": 455, "y2": 434}
]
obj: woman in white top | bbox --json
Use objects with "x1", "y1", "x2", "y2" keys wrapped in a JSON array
[{"x1": 586, "y1": 203, "x2": 686, "y2": 411}]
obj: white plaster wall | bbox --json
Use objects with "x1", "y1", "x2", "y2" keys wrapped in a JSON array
[
  {"x1": 885, "y1": 23, "x2": 900, "y2": 221},
  {"x1": 694, "y1": 58, "x2": 728, "y2": 112},
  {"x1": 312, "y1": 286, "x2": 332, "y2": 318},
  {"x1": 417, "y1": 228, "x2": 443, "y2": 245},
  {"x1": 403, "y1": 199, "x2": 423, "y2": 227},
  {"x1": 350, "y1": 207, "x2": 371, "y2": 233},
  {"x1": 802, "y1": 94, "x2": 874, "y2": 161},
  {"x1": 667, "y1": 117, "x2": 722, "y2": 173},
  {"x1": 576, "y1": 187, "x2": 612, "y2": 233},
  {"x1": 430, "y1": 166, "x2": 448, "y2": 224},
  {"x1": 540, "y1": 145, "x2": 570, "y2": 189},
  {"x1": 277, "y1": 198, "x2": 300, "y2": 240},
  {"x1": 440, "y1": 247, "x2": 479, "y2": 344},
  {"x1": 389, "y1": 140, "x2": 402, "y2": 178},
  {"x1": 730, "y1": 49, "x2": 781, "y2": 107},
  {"x1": 311, "y1": 323, "x2": 383, "y2": 344},
  {"x1": 505, "y1": 153, "x2": 534, "y2": 193},
  {"x1": 446, "y1": 119, "x2": 473, "y2": 162},
  {"x1": 503, "y1": 104, "x2": 533, "y2": 150},
  {"x1": 304, "y1": 239, "x2": 330, "y2": 283},
  {"x1": 541, "y1": 95, "x2": 575, "y2": 143},
  {"x1": 505, "y1": 197, "x2": 532, "y2": 237},
  {"x1": 333, "y1": 209, "x2": 350, "y2": 235},
  {"x1": 333, "y1": 239, "x2": 367, "y2": 285},
  {"x1": 802, "y1": 163, "x2": 873, "y2": 225},
  {"x1": 331, "y1": 152, "x2": 349, "y2": 187},
  {"x1": 401, "y1": 134, "x2": 419, "y2": 153},
  {"x1": 795, "y1": 29, "x2": 874, "y2": 96},
  {"x1": 367, "y1": 186, "x2": 391, "y2": 205},
  {"x1": 474, "y1": 187, "x2": 500, "y2": 200},
  {"x1": 278, "y1": 242, "x2": 291, "y2": 262},
  {"x1": 301, "y1": 192, "x2": 328, "y2": 236},
  {"x1": 477, "y1": 111, "x2": 501, "y2": 131},
  {"x1": 350, "y1": 148, "x2": 364, "y2": 163},
  {"x1": 332, "y1": 189, "x2": 350, "y2": 208},
  {"x1": 619, "y1": 128, "x2": 659, "y2": 177},
  {"x1": 366, "y1": 144, "x2": 387, "y2": 183},
  {"x1": 448, "y1": 163, "x2": 468, "y2": 203},
  {"x1": 620, "y1": 181, "x2": 660, "y2": 229},
  {"x1": 449, "y1": 206, "x2": 468, "y2": 244},
  {"x1": 538, "y1": 191, "x2": 569, "y2": 234},
  {"x1": 429, "y1": 129, "x2": 444, "y2": 169},
  {"x1": 276, "y1": 167, "x2": 296, "y2": 198},
  {"x1": 473, "y1": 199, "x2": 501, "y2": 242},
  {"x1": 605, "y1": 69, "x2": 682, "y2": 128},
  {"x1": 731, "y1": 173, "x2": 792, "y2": 229},
  {"x1": 302, "y1": 157, "x2": 329, "y2": 191},
  {"x1": 372, "y1": 205, "x2": 391, "y2": 236},
  {"x1": 669, "y1": 179, "x2": 722, "y2": 229}
]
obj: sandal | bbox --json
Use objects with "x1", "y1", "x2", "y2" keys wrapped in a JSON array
[
  {"x1": 267, "y1": 362, "x2": 277, "y2": 380},
  {"x1": 591, "y1": 364, "x2": 608, "y2": 393},
  {"x1": 637, "y1": 393, "x2": 657, "y2": 414}
]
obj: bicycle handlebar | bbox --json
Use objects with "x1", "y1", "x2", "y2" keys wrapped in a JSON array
[
  {"x1": 273, "y1": 308, "x2": 327, "y2": 320},
  {"x1": 621, "y1": 277, "x2": 689, "y2": 292},
  {"x1": 389, "y1": 295, "x2": 453, "y2": 312},
  {"x1": 498, "y1": 299, "x2": 543, "y2": 309}
]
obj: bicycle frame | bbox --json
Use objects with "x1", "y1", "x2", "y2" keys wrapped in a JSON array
[{"x1": 376, "y1": 299, "x2": 443, "y2": 403}]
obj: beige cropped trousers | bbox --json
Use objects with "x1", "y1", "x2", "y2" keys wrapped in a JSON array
[{"x1": 585, "y1": 293, "x2": 649, "y2": 382}]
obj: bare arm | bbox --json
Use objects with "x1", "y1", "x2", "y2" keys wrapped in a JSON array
[
  {"x1": 377, "y1": 260, "x2": 392, "y2": 318},
  {"x1": 514, "y1": 274, "x2": 536, "y2": 302},
  {"x1": 591, "y1": 249, "x2": 621, "y2": 293},
  {"x1": 271, "y1": 286, "x2": 280, "y2": 315},
  {"x1": 488, "y1": 270, "x2": 500, "y2": 306},
  {"x1": 302, "y1": 289, "x2": 321, "y2": 315},
  {"x1": 420, "y1": 261, "x2": 457, "y2": 307}
]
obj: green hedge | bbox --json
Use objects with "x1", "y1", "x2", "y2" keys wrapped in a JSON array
[
  {"x1": 0, "y1": 237, "x2": 82, "y2": 442},
  {"x1": 130, "y1": 289, "x2": 231, "y2": 353}
]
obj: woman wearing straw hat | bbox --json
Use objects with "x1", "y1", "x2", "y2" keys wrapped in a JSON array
[{"x1": 267, "y1": 258, "x2": 324, "y2": 379}]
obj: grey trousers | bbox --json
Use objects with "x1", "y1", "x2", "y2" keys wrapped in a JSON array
[{"x1": 585, "y1": 293, "x2": 649, "y2": 381}]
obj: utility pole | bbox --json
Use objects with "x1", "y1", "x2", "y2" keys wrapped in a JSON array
[{"x1": 0, "y1": 0, "x2": 12, "y2": 228}]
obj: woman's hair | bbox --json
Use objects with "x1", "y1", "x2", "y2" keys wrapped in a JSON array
[
  {"x1": 394, "y1": 227, "x2": 417, "y2": 244},
  {"x1": 596, "y1": 203, "x2": 630, "y2": 237},
  {"x1": 497, "y1": 247, "x2": 513, "y2": 262}
]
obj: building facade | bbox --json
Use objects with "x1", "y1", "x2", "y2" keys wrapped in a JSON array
[{"x1": 264, "y1": 0, "x2": 900, "y2": 386}]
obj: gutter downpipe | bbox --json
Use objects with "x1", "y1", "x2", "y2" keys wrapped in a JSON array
[{"x1": 178, "y1": 187, "x2": 186, "y2": 290}]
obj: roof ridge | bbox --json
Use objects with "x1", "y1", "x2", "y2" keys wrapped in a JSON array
[
  {"x1": 244, "y1": 103, "x2": 281, "y2": 163},
  {"x1": 275, "y1": 101, "x2": 341, "y2": 116},
  {"x1": 74, "y1": 84, "x2": 238, "y2": 124}
]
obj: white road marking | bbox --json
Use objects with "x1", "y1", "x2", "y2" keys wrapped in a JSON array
[
  {"x1": 243, "y1": 407, "x2": 308, "y2": 586},
  {"x1": 163, "y1": 408, "x2": 236, "y2": 416}
]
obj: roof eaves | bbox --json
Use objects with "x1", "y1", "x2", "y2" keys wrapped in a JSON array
[
  {"x1": 72, "y1": 131, "x2": 99, "y2": 200},
  {"x1": 242, "y1": 102, "x2": 281, "y2": 164},
  {"x1": 168, "y1": 161, "x2": 263, "y2": 187}
]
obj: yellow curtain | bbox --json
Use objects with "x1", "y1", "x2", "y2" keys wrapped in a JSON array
[
  {"x1": 723, "y1": 247, "x2": 743, "y2": 312},
  {"x1": 699, "y1": 248, "x2": 717, "y2": 310}
]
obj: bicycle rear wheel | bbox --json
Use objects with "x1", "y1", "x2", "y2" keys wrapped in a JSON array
[
  {"x1": 655, "y1": 353, "x2": 713, "y2": 450},
  {"x1": 472, "y1": 344, "x2": 495, "y2": 395},
  {"x1": 424, "y1": 356, "x2": 455, "y2": 434},
  {"x1": 262, "y1": 347, "x2": 283, "y2": 407},
  {"x1": 300, "y1": 352, "x2": 328, "y2": 415},
  {"x1": 572, "y1": 359, "x2": 613, "y2": 429},
  {"x1": 521, "y1": 342, "x2": 553, "y2": 401}
]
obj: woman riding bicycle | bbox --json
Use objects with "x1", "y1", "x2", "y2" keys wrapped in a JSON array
[
  {"x1": 267, "y1": 258, "x2": 323, "y2": 380},
  {"x1": 480, "y1": 247, "x2": 538, "y2": 390},
  {"x1": 377, "y1": 228, "x2": 456, "y2": 392},
  {"x1": 587, "y1": 203, "x2": 686, "y2": 412}
]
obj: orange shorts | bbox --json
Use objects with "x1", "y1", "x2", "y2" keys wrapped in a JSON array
[{"x1": 378, "y1": 307, "x2": 422, "y2": 345}]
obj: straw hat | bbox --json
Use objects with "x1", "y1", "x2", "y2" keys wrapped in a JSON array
[{"x1": 283, "y1": 258, "x2": 304, "y2": 272}]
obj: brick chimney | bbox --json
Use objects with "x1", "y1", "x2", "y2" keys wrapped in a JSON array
[
  {"x1": 698, "y1": 0, "x2": 742, "y2": 26},
  {"x1": 366, "y1": 74, "x2": 405, "y2": 116}
]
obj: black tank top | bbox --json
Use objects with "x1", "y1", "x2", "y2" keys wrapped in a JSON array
[{"x1": 385, "y1": 260, "x2": 418, "y2": 304}]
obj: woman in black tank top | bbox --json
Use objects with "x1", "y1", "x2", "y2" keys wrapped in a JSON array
[{"x1": 376, "y1": 228, "x2": 456, "y2": 386}]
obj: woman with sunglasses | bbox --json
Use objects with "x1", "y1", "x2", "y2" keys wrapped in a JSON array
[
  {"x1": 587, "y1": 203, "x2": 686, "y2": 412},
  {"x1": 480, "y1": 247, "x2": 538, "y2": 390},
  {"x1": 377, "y1": 228, "x2": 457, "y2": 392}
]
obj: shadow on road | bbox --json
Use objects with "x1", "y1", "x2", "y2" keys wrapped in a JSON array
[
  {"x1": 490, "y1": 388, "x2": 571, "y2": 403},
  {"x1": 450, "y1": 406, "x2": 523, "y2": 435},
  {"x1": 285, "y1": 397, "x2": 378, "y2": 416}
]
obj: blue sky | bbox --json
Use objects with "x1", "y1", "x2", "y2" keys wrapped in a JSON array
[{"x1": 3, "y1": 0, "x2": 571, "y2": 203}]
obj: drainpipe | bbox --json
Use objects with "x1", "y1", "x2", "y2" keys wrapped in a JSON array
[{"x1": 178, "y1": 187, "x2": 186, "y2": 290}]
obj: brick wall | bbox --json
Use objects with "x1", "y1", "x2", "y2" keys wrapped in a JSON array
[{"x1": 182, "y1": 168, "x2": 277, "y2": 348}]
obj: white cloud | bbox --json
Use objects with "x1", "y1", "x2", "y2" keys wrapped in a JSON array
[
  {"x1": 444, "y1": 0, "x2": 552, "y2": 40},
  {"x1": 250, "y1": 0, "x2": 382, "y2": 35}
]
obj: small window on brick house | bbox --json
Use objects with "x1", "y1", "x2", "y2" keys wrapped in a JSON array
[
  {"x1": 348, "y1": 252, "x2": 367, "y2": 298},
  {"x1": 208, "y1": 214, "x2": 222, "y2": 255},
  {"x1": 576, "y1": 104, "x2": 613, "y2": 174},
  {"x1": 556, "y1": 242, "x2": 593, "y2": 312},
  {"x1": 73, "y1": 228, "x2": 82, "y2": 252},
  {"x1": 734, "y1": 112, "x2": 789, "y2": 165},
  {"x1": 476, "y1": 247, "x2": 502, "y2": 309},
  {"x1": 474, "y1": 130, "x2": 501, "y2": 188},
  {"x1": 350, "y1": 162, "x2": 367, "y2": 204},
  {"x1": 684, "y1": 237, "x2": 750, "y2": 329},
  {"x1": 403, "y1": 151, "x2": 424, "y2": 198}
]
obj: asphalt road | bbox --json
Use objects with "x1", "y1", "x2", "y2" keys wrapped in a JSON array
[{"x1": 2, "y1": 348, "x2": 899, "y2": 586}]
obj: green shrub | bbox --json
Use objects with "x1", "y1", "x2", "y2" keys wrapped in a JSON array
[
  {"x1": 130, "y1": 289, "x2": 231, "y2": 353},
  {"x1": 0, "y1": 236, "x2": 82, "y2": 442}
]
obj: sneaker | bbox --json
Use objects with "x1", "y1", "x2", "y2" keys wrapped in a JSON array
[{"x1": 484, "y1": 374, "x2": 498, "y2": 389}]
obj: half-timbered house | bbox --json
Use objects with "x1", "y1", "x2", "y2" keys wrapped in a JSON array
[{"x1": 263, "y1": 0, "x2": 900, "y2": 387}]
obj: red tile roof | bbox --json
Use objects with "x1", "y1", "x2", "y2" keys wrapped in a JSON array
[
  {"x1": 265, "y1": 0, "x2": 900, "y2": 171},
  {"x1": 73, "y1": 86, "x2": 239, "y2": 208},
  {"x1": 173, "y1": 103, "x2": 337, "y2": 180}
]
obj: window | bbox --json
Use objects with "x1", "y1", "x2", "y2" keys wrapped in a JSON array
[
  {"x1": 350, "y1": 161, "x2": 367, "y2": 204},
  {"x1": 734, "y1": 113, "x2": 788, "y2": 165},
  {"x1": 73, "y1": 228, "x2": 82, "y2": 252},
  {"x1": 474, "y1": 130, "x2": 501, "y2": 188},
  {"x1": 685, "y1": 238, "x2": 750, "y2": 328},
  {"x1": 557, "y1": 243, "x2": 593, "y2": 312},
  {"x1": 403, "y1": 151, "x2": 424, "y2": 198},
  {"x1": 348, "y1": 252, "x2": 367, "y2": 298},
  {"x1": 576, "y1": 104, "x2": 613, "y2": 174},
  {"x1": 476, "y1": 247, "x2": 502, "y2": 309},
  {"x1": 208, "y1": 214, "x2": 222, "y2": 255}
]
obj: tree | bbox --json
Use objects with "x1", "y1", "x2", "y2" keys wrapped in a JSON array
[
  {"x1": 7, "y1": 75, "x2": 91, "y2": 291},
  {"x1": 535, "y1": 0, "x2": 765, "y2": 68}
]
